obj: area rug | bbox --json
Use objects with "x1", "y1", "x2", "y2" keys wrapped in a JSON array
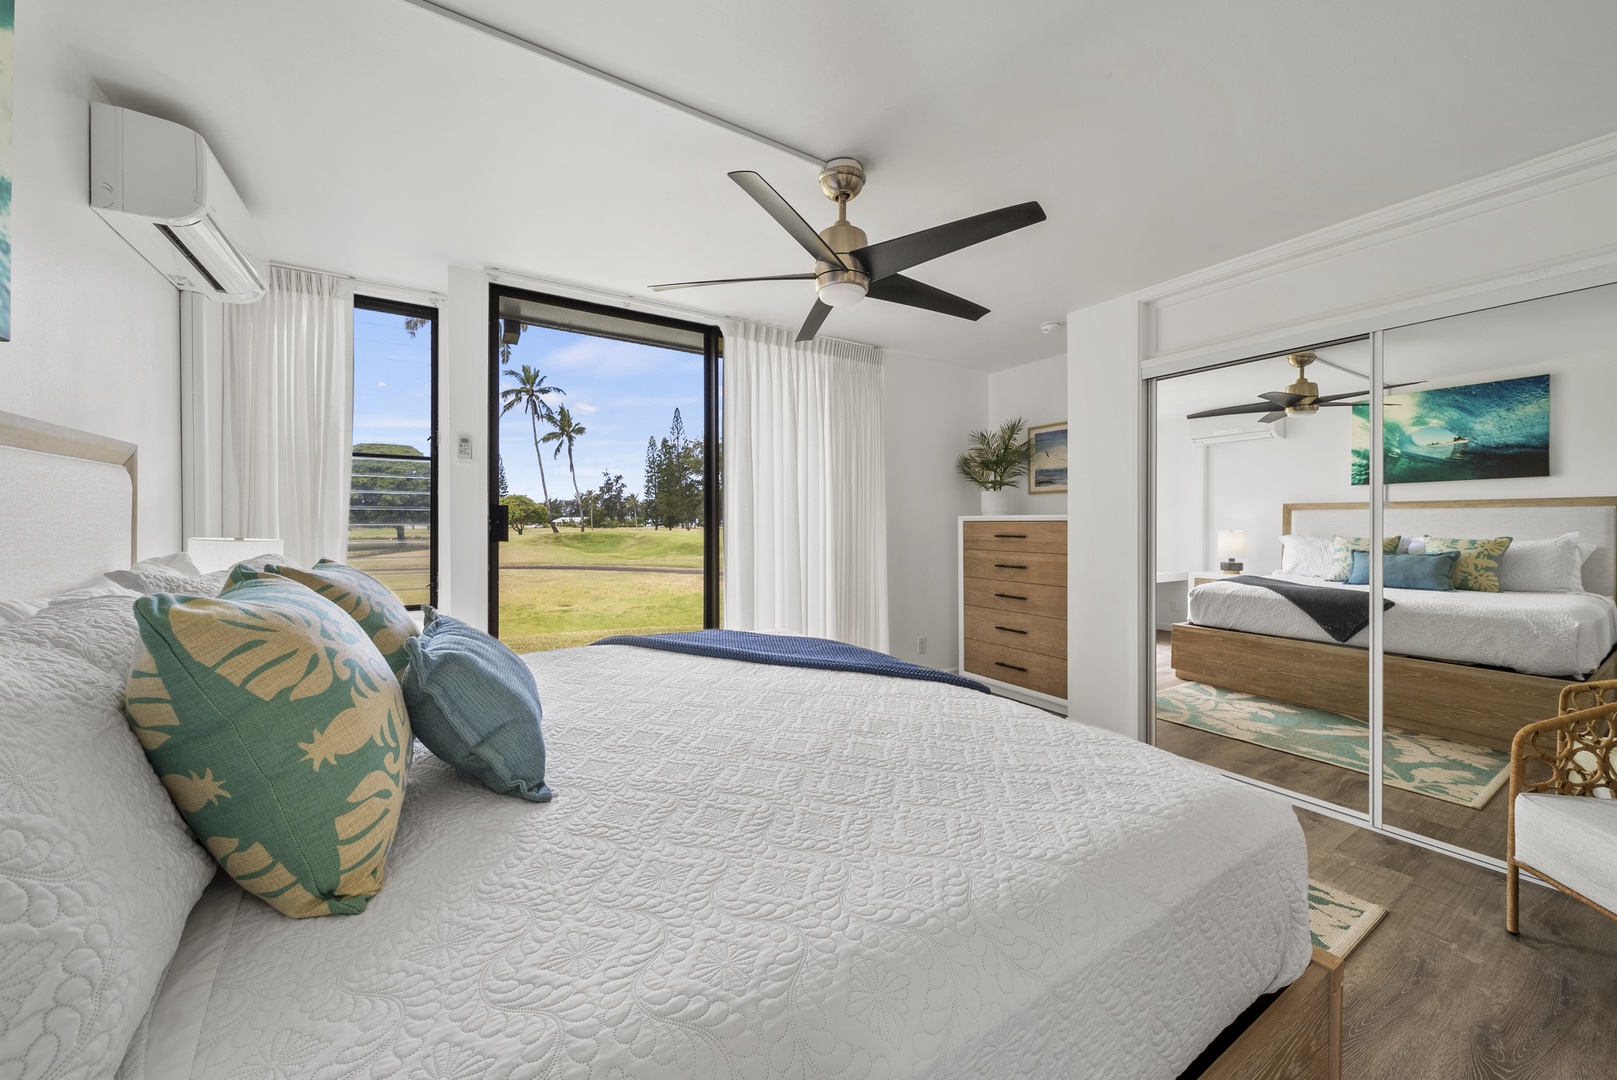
[
  {"x1": 1156, "y1": 681, "x2": 1510, "y2": 809},
  {"x1": 1308, "y1": 879, "x2": 1387, "y2": 959}
]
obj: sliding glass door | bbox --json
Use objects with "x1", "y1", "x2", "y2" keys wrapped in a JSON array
[{"x1": 487, "y1": 285, "x2": 721, "y2": 649}]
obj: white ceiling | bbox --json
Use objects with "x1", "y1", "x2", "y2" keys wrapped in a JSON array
[{"x1": 49, "y1": 0, "x2": 1617, "y2": 371}]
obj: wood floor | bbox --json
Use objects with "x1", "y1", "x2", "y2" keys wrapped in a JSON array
[
  {"x1": 1300, "y1": 808, "x2": 1617, "y2": 1079},
  {"x1": 1154, "y1": 631, "x2": 1511, "y2": 859}
]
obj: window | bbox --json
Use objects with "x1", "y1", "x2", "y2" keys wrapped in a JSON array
[{"x1": 350, "y1": 296, "x2": 438, "y2": 608}]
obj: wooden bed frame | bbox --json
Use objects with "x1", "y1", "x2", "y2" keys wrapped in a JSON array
[
  {"x1": 1172, "y1": 497, "x2": 1617, "y2": 751},
  {"x1": 1181, "y1": 948, "x2": 1342, "y2": 1080}
]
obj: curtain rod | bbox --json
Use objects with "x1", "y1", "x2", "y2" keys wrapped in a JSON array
[
  {"x1": 267, "y1": 261, "x2": 447, "y2": 304},
  {"x1": 395, "y1": 0, "x2": 827, "y2": 169},
  {"x1": 483, "y1": 266, "x2": 881, "y2": 353}
]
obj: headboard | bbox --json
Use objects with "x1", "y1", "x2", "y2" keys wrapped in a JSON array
[
  {"x1": 0, "y1": 410, "x2": 138, "y2": 602},
  {"x1": 1283, "y1": 498, "x2": 1617, "y2": 598}
]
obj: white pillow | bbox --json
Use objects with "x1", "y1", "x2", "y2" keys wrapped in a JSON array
[
  {"x1": 0, "y1": 581, "x2": 138, "y2": 624},
  {"x1": 0, "y1": 636, "x2": 215, "y2": 1075},
  {"x1": 129, "y1": 551, "x2": 203, "y2": 578},
  {"x1": 104, "y1": 553, "x2": 298, "y2": 597},
  {"x1": 1497, "y1": 532, "x2": 1585, "y2": 593},
  {"x1": 1279, "y1": 535, "x2": 1335, "y2": 580}
]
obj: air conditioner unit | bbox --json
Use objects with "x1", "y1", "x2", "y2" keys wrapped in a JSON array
[
  {"x1": 1188, "y1": 413, "x2": 1287, "y2": 446},
  {"x1": 89, "y1": 103, "x2": 268, "y2": 303}
]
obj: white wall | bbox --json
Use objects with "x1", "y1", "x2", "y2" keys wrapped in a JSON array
[
  {"x1": 1067, "y1": 131, "x2": 1617, "y2": 743},
  {"x1": 436, "y1": 265, "x2": 492, "y2": 629},
  {"x1": 1, "y1": 9, "x2": 180, "y2": 557},
  {"x1": 985, "y1": 352, "x2": 1067, "y2": 516},
  {"x1": 883, "y1": 351, "x2": 988, "y2": 671}
]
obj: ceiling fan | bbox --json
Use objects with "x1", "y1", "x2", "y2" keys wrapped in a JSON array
[
  {"x1": 1186, "y1": 352, "x2": 1420, "y2": 424},
  {"x1": 650, "y1": 158, "x2": 1046, "y2": 342}
]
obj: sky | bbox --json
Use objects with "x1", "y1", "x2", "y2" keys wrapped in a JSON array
[{"x1": 351, "y1": 310, "x2": 705, "y2": 503}]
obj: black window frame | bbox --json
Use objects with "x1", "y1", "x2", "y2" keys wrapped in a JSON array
[
  {"x1": 352, "y1": 294, "x2": 440, "y2": 610},
  {"x1": 486, "y1": 283, "x2": 721, "y2": 636}
]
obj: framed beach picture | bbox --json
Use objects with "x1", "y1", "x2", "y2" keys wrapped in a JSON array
[
  {"x1": 1350, "y1": 374, "x2": 1550, "y2": 485},
  {"x1": 1027, "y1": 421, "x2": 1068, "y2": 494}
]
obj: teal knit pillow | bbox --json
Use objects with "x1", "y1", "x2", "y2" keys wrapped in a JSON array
[{"x1": 123, "y1": 574, "x2": 411, "y2": 917}]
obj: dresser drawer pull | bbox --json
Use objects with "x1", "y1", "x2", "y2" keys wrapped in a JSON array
[
  {"x1": 992, "y1": 592, "x2": 1028, "y2": 601},
  {"x1": 993, "y1": 563, "x2": 1028, "y2": 570},
  {"x1": 995, "y1": 661, "x2": 1029, "y2": 673},
  {"x1": 994, "y1": 625, "x2": 1028, "y2": 635},
  {"x1": 993, "y1": 532, "x2": 1028, "y2": 539}
]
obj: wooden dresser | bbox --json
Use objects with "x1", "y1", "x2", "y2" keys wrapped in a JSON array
[{"x1": 959, "y1": 516, "x2": 1068, "y2": 709}]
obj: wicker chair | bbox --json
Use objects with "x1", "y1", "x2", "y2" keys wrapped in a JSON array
[{"x1": 1506, "y1": 679, "x2": 1617, "y2": 934}]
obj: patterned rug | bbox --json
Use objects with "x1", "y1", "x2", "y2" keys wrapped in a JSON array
[
  {"x1": 1309, "y1": 879, "x2": 1387, "y2": 959},
  {"x1": 1156, "y1": 682, "x2": 1510, "y2": 809}
]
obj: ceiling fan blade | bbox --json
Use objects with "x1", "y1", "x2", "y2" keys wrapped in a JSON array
[
  {"x1": 649, "y1": 273, "x2": 815, "y2": 292},
  {"x1": 1258, "y1": 391, "x2": 1307, "y2": 407},
  {"x1": 796, "y1": 299, "x2": 832, "y2": 342},
  {"x1": 1311, "y1": 380, "x2": 1425, "y2": 404},
  {"x1": 866, "y1": 274, "x2": 989, "y2": 320},
  {"x1": 1185, "y1": 401, "x2": 1289, "y2": 419},
  {"x1": 851, "y1": 201, "x2": 1046, "y2": 281},
  {"x1": 1316, "y1": 400, "x2": 1405, "y2": 408},
  {"x1": 729, "y1": 171, "x2": 844, "y2": 267},
  {"x1": 1259, "y1": 411, "x2": 1290, "y2": 424}
]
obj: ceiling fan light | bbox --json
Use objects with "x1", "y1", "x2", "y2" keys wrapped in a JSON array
[{"x1": 818, "y1": 280, "x2": 866, "y2": 307}]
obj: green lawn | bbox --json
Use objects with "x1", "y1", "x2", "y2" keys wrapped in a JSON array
[
  {"x1": 498, "y1": 567, "x2": 703, "y2": 654},
  {"x1": 500, "y1": 526, "x2": 704, "y2": 568}
]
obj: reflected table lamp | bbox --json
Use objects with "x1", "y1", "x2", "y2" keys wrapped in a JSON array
[
  {"x1": 186, "y1": 537, "x2": 285, "y2": 574},
  {"x1": 1218, "y1": 530, "x2": 1245, "y2": 573}
]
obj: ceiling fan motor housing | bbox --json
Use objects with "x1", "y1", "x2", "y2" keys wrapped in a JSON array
[
  {"x1": 1286, "y1": 352, "x2": 1319, "y2": 413},
  {"x1": 816, "y1": 218, "x2": 870, "y2": 306}
]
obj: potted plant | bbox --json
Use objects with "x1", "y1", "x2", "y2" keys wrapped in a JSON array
[{"x1": 956, "y1": 418, "x2": 1030, "y2": 493}]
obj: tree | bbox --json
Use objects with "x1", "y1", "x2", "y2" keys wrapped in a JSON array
[
  {"x1": 540, "y1": 404, "x2": 589, "y2": 532},
  {"x1": 650, "y1": 408, "x2": 703, "y2": 530},
  {"x1": 594, "y1": 471, "x2": 628, "y2": 524},
  {"x1": 499, "y1": 365, "x2": 565, "y2": 533},
  {"x1": 497, "y1": 456, "x2": 509, "y2": 498},
  {"x1": 350, "y1": 443, "x2": 429, "y2": 542},
  {"x1": 500, "y1": 493, "x2": 546, "y2": 535},
  {"x1": 644, "y1": 436, "x2": 660, "y2": 529}
]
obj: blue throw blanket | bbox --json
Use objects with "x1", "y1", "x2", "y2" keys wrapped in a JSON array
[
  {"x1": 591, "y1": 630, "x2": 991, "y2": 693},
  {"x1": 1224, "y1": 575, "x2": 1395, "y2": 643}
]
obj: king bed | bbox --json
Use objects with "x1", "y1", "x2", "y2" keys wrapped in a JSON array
[
  {"x1": 0, "y1": 410, "x2": 1331, "y2": 1080},
  {"x1": 1172, "y1": 500, "x2": 1617, "y2": 751}
]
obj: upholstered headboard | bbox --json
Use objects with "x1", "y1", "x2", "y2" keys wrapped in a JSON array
[
  {"x1": 1283, "y1": 498, "x2": 1617, "y2": 598},
  {"x1": 0, "y1": 410, "x2": 137, "y2": 602}
]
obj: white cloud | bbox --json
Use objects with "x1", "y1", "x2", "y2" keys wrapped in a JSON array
[
  {"x1": 573, "y1": 401, "x2": 600, "y2": 415},
  {"x1": 377, "y1": 381, "x2": 388, "y2": 388}
]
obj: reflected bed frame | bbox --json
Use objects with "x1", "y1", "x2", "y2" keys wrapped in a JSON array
[{"x1": 1172, "y1": 497, "x2": 1617, "y2": 751}]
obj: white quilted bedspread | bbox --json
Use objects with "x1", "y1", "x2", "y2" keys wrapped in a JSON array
[{"x1": 122, "y1": 645, "x2": 1310, "y2": 1080}]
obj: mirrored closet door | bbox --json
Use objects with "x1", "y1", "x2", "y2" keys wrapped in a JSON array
[
  {"x1": 1152, "y1": 341, "x2": 1373, "y2": 815},
  {"x1": 1377, "y1": 283, "x2": 1617, "y2": 859}
]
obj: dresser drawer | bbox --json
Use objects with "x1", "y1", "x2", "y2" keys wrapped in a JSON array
[
  {"x1": 964, "y1": 639, "x2": 1067, "y2": 699},
  {"x1": 962, "y1": 519, "x2": 1067, "y2": 554},
  {"x1": 963, "y1": 549, "x2": 1066, "y2": 587},
  {"x1": 962, "y1": 577, "x2": 1067, "y2": 620},
  {"x1": 963, "y1": 605, "x2": 1066, "y2": 659}
]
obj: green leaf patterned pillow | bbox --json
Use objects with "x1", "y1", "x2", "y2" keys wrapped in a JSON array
[
  {"x1": 1325, "y1": 535, "x2": 1401, "y2": 582},
  {"x1": 1417, "y1": 535, "x2": 1513, "y2": 592},
  {"x1": 123, "y1": 574, "x2": 411, "y2": 918},
  {"x1": 229, "y1": 559, "x2": 416, "y2": 675}
]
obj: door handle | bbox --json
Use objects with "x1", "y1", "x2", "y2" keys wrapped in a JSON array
[
  {"x1": 490, "y1": 503, "x2": 510, "y2": 543},
  {"x1": 994, "y1": 563, "x2": 1029, "y2": 570},
  {"x1": 993, "y1": 533, "x2": 1028, "y2": 539},
  {"x1": 993, "y1": 593, "x2": 1028, "y2": 601},
  {"x1": 995, "y1": 661, "x2": 1029, "y2": 673},
  {"x1": 994, "y1": 625, "x2": 1028, "y2": 635}
]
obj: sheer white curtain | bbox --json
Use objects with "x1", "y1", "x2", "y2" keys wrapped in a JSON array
[
  {"x1": 220, "y1": 266, "x2": 355, "y2": 566},
  {"x1": 723, "y1": 320, "x2": 888, "y2": 649}
]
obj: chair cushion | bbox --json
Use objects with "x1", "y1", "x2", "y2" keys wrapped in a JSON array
[
  {"x1": 400, "y1": 607, "x2": 551, "y2": 802},
  {"x1": 1514, "y1": 792, "x2": 1617, "y2": 907}
]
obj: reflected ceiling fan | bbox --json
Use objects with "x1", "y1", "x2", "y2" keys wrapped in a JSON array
[
  {"x1": 1186, "y1": 352, "x2": 1421, "y2": 424},
  {"x1": 650, "y1": 158, "x2": 1046, "y2": 342}
]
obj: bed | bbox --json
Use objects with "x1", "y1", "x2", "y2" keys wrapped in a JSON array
[
  {"x1": 1172, "y1": 499, "x2": 1617, "y2": 751},
  {"x1": 0, "y1": 410, "x2": 1329, "y2": 1080}
]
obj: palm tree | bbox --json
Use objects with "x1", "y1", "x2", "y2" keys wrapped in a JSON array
[
  {"x1": 499, "y1": 365, "x2": 565, "y2": 534},
  {"x1": 540, "y1": 404, "x2": 588, "y2": 532}
]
